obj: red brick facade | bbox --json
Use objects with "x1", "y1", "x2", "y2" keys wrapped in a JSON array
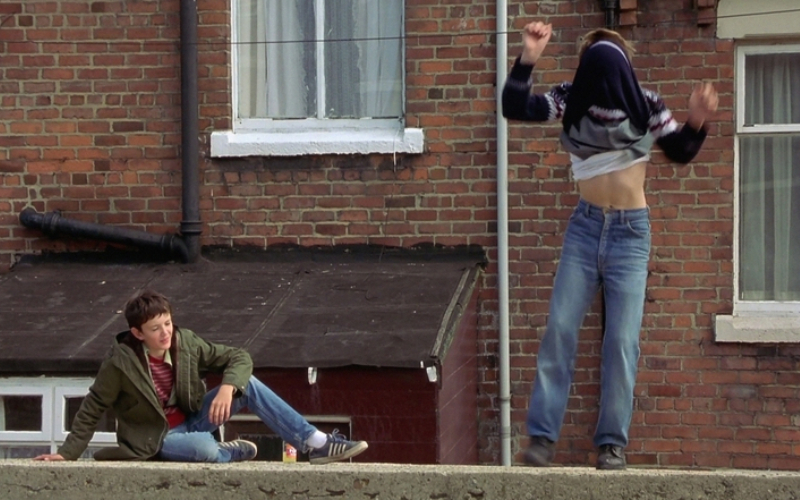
[{"x1": 2, "y1": 0, "x2": 799, "y2": 469}]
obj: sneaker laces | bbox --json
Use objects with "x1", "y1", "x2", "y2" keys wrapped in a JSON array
[{"x1": 327, "y1": 429, "x2": 350, "y2": 444}]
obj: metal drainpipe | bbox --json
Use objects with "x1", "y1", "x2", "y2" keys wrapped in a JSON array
[
  {"x1": 17, "y1": 0, "x2": 202, "y2": 263},
  {"x1": 603, "y1": 0, "x2": 619, "y2": 29},
  {"x1": 496, "y1": 0, "x2": 512, "y2": 467},
  {"x1": 19, "y1": 208, "x2": 189, "y2": 261},
  {"x1": 179, "y1": 0, "x2": 202, "y2": 262}
]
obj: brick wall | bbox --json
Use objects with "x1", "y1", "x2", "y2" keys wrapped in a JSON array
[
  {"x1": 0, "y1": 0, "x2": 184, "y2": 268},
  {"x1": 2, "y1": 0, "x2": 800, "y2": 469}
]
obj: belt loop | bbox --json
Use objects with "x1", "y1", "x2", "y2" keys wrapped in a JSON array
[
  {"x1": 620, "y1": 209, "x2": 626, "y2": 224},
  {"x1": 583, "y1": 200, "x2": 590, "y2": 217}
]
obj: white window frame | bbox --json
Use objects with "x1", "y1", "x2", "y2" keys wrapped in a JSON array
[
  {"x1": 0, "y1": 385, "x2": 51, "y2": 442},
  {"x1": 54, "y1": 385, "x2": 116, "y2": 444},
  {"x1": 0, "y1": 378, "x2": 116, "y2": 453},
  {"x1": 211, "y1": 0, "x2": 423, "y2": 158},
  {"x1": 716, "y1": 42, "x2": 800, "y2": 342}
]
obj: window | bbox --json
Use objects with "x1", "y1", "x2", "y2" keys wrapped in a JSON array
[
  {"x1": 211, "y1": 0, "x2": 423, "y2": 157},
  {"x1": 736, "y1": 45, "x2": 800, "y2": 307},
  {"x1": 0, "y1": 379, "x2": 116, "y2": 458},
  {"x1": 716, "y1": 42, "x2": 800, "y2": 342}
]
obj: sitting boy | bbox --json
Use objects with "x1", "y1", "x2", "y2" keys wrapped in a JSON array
[{"x1": 35, "y1": 289, "x2": 367, "y2": 464}]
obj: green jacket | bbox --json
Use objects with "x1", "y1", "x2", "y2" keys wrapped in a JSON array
[{"x1": 58, "y1": 327, "x2": 253, "y2": 460}]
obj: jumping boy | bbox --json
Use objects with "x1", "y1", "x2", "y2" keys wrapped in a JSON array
[
  {"x1": 34, "y1": 289, "x2": 368, "y2": 464},
  {"x1": 502, "y1": 22, "x2": 717, "y2": 469}
]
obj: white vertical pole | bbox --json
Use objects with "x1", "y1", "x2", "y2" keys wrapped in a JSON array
[{"x1": 496, "y1": 0, "x2": 512, "y2": 467}]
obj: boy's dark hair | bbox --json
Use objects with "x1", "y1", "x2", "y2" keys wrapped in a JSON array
[{"x1": 124, "y1": 290, "x2": 172, "y2": 330}]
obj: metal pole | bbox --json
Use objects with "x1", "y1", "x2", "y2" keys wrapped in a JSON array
[{"x1": 496, "y1": 0, "x2": 512, "y2": 467}]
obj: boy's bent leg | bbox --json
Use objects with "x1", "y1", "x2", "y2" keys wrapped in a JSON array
[
  {"x1": 160, "y1": 430, "x2": 257, "y2": 462},
  {"x1": 232, "y1": 376, "x2": 319, "y2": 452},
  {"x1": 236, "y1": 377, "x2": 368, "y2": 463},
  {"x1": 159, "y1": 426, "x2": 226, "y2": 463}
]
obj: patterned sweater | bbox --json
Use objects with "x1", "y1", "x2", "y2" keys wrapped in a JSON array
[{"x1": 502, "y1": 55, "x2": 707, "y2": 165}]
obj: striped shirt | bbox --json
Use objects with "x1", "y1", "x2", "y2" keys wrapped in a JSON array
[{"x1": 147, "y1": 353, "x2": 186, "y2": 428}]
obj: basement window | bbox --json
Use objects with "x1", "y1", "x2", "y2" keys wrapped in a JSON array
[{"x1": 0, "y1": 379, "x2": 116, "y2": 458}]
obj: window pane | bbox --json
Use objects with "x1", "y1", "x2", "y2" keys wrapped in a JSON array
[
  {"x1": 237, "y1": 0, "x2": 316, "y2": 119},
  {"x1": 744, "y1": 53, "x2": 800, "y2": 126},
  {"x1": 0, "y1": 396, "x2": 42, "y2": 431},
  {"x1": 237, "y1": 0, "x2": 402, "y2": 120},
  {"x1": 324, "y1": 0, "x2": 403, "y2": 119},
  {"x1": 739, "y1": 135, "x2": 800, "y2": 300},
  {"x1": 65, "y1": 397, "x2": 116, "y2": 433}
]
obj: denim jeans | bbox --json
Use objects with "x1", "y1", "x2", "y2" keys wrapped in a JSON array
[
  {"x1": 526, "y1": 199, "x2": 650, "y2": 448},
  {"x1": 159, "y1": 375, "x2": 317, "y2": 462}
]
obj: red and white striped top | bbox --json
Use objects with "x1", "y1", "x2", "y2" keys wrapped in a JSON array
[{"x1": 147, "y1": 354, "x2": 186, "y2": 428}]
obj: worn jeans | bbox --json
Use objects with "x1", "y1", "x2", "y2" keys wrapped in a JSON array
[
  {"x1": 159, "y1": 375, "x2": 317, "y2": 462},
  {"x1": 526, "y1": 199, "x2": 650, "y2": 448}
]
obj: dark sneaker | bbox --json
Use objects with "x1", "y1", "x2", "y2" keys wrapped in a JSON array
[
  {"x1": 523, "y1": 435, "x2": 556, "y2": 467},
  {"x1": 596, "y1": 444, "x2": 626, "y2": 470},
  {"x1": 219, "y1": 439, "x2": 258, "y2": 462},
  {"x1": 309, "y1": 430, "x2": 368, "y2": 465}
]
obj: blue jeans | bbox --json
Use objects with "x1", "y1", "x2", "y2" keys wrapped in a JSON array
[
  {"x1": 526, "y1": 199, "x2": 650, "y2": 448},
  {"x1": 159, "y1": 376, "x2": 318, "y2": 462}
]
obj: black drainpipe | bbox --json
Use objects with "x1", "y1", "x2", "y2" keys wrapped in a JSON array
[
  {"x1": 179, "y1": 0, "x2": 202, "y2": 262},
  {"x1": 19, "y1": 208, "x2": 189, "y2": 261},
  {"x1": 602, "y1": 0, "x2": 619, "y2": 29},
  {"x1": 18, "y1": 0, "x2": 201, "y2": 264}
]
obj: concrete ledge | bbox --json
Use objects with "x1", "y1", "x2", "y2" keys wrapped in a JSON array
[
  {"x1": 4, "y1": 461, "x2": 800, "y2": 500},
  {"x1": 715, "y1": 314, "x2": 800, "y2": 343}
]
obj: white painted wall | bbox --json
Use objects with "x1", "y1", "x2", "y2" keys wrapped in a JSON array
[{"x1": 718, "y1": 0, "x2": 800, "y2": 38}]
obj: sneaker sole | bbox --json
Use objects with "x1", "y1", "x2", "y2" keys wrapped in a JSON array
[
  {"x1": 309, "y1": 441, "x2": 368, "y2": 465},
  {"x1": 596, "y1": 463, "x2": 626, "y2": 470},
  {"x1": 523, "y1": 456, "x2": 553, "y2": 467}
]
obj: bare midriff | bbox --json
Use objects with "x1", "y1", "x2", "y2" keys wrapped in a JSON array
[{"x1": 576, "y1": 162, "x2": 647, "y2": 210}]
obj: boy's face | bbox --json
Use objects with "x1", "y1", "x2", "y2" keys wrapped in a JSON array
[{"x1": 131, "y1": 313, "x2": 173, "y2": 355}]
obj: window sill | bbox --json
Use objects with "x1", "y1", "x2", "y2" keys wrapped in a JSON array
[
  {"x1": 210, "y1": 128, "x2": 424, "y2": 158},
  {"x1": 714, "y1": 314, "x2": 800, "y2": 343}
]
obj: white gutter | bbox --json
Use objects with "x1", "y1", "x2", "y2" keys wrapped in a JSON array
[{"x1": 495, "y1": 0, "x2": 512, "y2": 467}]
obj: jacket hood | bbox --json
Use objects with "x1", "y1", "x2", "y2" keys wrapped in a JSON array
[
  {"x1": 113, "y1": 327, "x2": 181, "y2": 353},
  {"x1": 110, "y1": 327, "x2": 180, "y2": 376}
]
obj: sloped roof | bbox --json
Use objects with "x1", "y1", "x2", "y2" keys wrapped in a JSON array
[{"x1": 0, "y1": 247, "x2": 483, "y2": 374}]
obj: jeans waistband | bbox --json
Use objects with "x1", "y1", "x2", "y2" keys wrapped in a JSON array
[{"x1": 577, "y1": 198, "x2": 649, "y2": 223}]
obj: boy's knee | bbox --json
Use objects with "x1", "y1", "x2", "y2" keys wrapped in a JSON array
[{"x1": 244, "y1": 375, "x2": 259, "y2": 391}]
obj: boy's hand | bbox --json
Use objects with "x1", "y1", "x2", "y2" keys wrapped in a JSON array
[
  {"x1": 209, "y1": 384, "x2": 236, "y2": 425},
  {"x1": 34, "y1": 454, "x2": 65, "y2": 461},
  {"x1": 687, "y1": 82, "x2": 718, "y2": 130},
  {"x1": 520, "y1": 22, "x2": 553, "y2": 65}
]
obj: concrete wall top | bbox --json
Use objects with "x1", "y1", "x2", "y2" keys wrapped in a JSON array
[{"x1": 4, "y1": 460, "x2": 800, "y2": 500}]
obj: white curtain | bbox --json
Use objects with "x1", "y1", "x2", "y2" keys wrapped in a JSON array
[
  {"x1": 237, "y1": 0, "x2": 266, "y2": 118},
  {"x1": 238, "y1": 0, "x2": 310, "y2": 118},
  {"x1": 237, "y1": 0, "x2": 401, "y2": 120},
  {"x1": 326, "y1": 0, "x2": 402, "y2": 118},
  {"x1": 740, "y1": 53, "x2": 800, "y2": 300}
]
